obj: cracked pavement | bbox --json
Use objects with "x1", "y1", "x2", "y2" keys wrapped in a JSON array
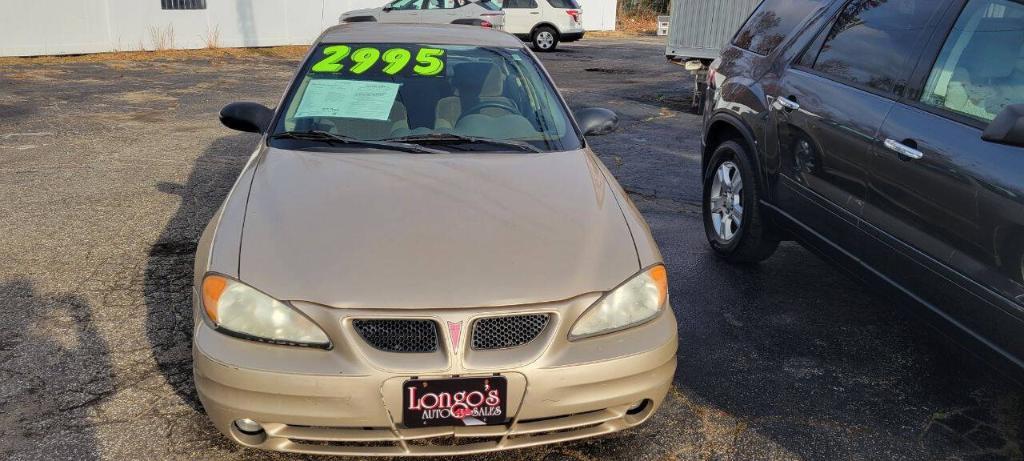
[{"x1": 1, "y1": 36, "x2": 1022, "y2": 460}]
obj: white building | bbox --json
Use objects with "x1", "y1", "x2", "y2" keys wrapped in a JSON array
[{"x1": 0, "y1": 0, "x2": 617, "y2": 57}]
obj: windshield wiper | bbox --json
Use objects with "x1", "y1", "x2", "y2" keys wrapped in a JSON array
[
  {"x1": 270, "y1": 130, "x2": 447, "y2": 154},
  {"x1": 386, "y1": 133, "x2": 543, "y2": 153}
]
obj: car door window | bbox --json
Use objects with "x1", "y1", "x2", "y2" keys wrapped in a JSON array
[
  {"x1": 920, "y1": 0, "x2": 1024, "y2": 124},
  {"x1": 732, "y1": 0, "x2": 829, "y2": 56},
  {"x1": 806, "y1": 0, "x2": 947, "y2": 94},
  {"x1": 389, "y1": 0, "x2": 422, "y2": 10},
  {"x1": 424, "y1": 0, "x2": 454, "y2": 9}
]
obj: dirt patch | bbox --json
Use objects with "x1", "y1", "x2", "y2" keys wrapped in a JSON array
[
  {"x1": 116, "y1": 90, "x2": 179, "y2": 105},
  {"x1": 92, "y1": 110, "x2": 171, "y2": 125},
  {"x1": 2, "y1": 68, "x2": 69, "y2": 81}
]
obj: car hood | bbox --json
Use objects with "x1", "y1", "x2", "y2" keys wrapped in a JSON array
[{"x1": 238, "y1": 147, "x2": 640, "y2": 309}]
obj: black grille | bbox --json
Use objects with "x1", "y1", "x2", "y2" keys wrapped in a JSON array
[
  {"x1": 353, "y1": 319, "x2": 438, "y2": 353},
  {"x1": 472, "y1": 314, "x2": 550, "y2": 350}
]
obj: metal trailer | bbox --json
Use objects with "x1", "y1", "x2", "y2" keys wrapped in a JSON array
[{"x1": 664, "y1": 0, "x2": 760, "y2": 112}]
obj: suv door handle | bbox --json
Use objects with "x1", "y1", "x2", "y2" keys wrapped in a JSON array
[
  {"x1": 530, "y1": 11, "x2": 540, "y2": 14},
  {"x1": 884, "y1": 139, "x2": 924, "y2": 160},
  {"x1": 777, "y1": 96, "x2": 800, "y2": 111}
]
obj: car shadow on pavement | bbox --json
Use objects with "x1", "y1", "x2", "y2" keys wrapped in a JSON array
[
  {"x1": 144, "y1": 133, "x2": 257, "y2": 412},
  {"x1": 651, "y1": 214, "x2": 1024, "y2": 460},
  {"x1": 0, "y1": 276, "x2": 112, "y2": 460}
]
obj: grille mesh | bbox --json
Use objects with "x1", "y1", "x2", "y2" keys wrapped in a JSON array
[
  {"x1": 472, "y1": 314, "x2": 550, "y2": 350},
  {"x1": 353, "y1": 319, "x2": 438, "y2": 353}
]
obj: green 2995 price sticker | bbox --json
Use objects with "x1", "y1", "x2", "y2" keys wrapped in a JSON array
[{"x1": 311, "y1": 45, "x2": 446, "y2": 76}]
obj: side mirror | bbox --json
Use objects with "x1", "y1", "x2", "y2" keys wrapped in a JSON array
[
  {"x1": 220, "y1": 102, "x2": 274, "y2": 134},
  {"x1": 383, "y1": 5, "x2": 393, "y2": 11},
  {"x1": 982, "y1": 104, "x2": 1024, "y2": 148},
  {"x1": 575, "y1": 108, "x2": 619, "y2": 136}
]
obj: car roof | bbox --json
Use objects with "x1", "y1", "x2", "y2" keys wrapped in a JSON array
[{"x1": 318, "y1": 23, "x2": 525, "y2": 48}]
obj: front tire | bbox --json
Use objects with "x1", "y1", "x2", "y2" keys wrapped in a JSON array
[
  {"x1": 533, "y1": 26, "x2": 559, "y2": 52},
  {"x1": 702, "y1": 140, "x2": 780, "y2": 263}
]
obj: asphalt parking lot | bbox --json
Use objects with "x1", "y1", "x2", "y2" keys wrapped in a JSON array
[{"x1": 1, "y1": 36, "x2": 1022, "y2": 460}]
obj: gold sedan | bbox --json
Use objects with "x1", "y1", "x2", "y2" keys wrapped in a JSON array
[{"x1": 193, "y1": 22, "x2": 677, "y2": 456}]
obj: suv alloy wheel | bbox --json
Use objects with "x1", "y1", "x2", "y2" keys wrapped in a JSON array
[{"x1": 702, "y1": 140, "x2": 780, "y2": 263}]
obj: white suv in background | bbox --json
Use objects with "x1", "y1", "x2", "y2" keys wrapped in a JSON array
[
  {"x1": 499, "y1": 0, "x2": 584, "y2": 51},
  {"x1": 340, "y1": 0, "x2": 505, "y2": 30}
]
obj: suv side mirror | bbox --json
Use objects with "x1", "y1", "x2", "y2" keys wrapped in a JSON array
[
  {"x1": 575, "y1": 108, "x2": 619, "y2": 136},
  {"x1": 982, "y1": 104, "x2": 1024, "y2": 148},
  {"x1": 220, "y1": 102, "x2": 274, "y2": 134},
  {"x1": 383, "y1": 5, "x2": 393, "y2": 11}
]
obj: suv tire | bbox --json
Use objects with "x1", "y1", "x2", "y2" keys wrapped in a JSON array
[
  {"x1": 533, "y1": 26, "x2": 559, "y2": 52},
  {"x1": 702, "y1": 140, "x2": 779, "y2": 263}
]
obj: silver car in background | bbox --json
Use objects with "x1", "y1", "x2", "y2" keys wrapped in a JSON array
[{"x1": 341, "y1": 0, "x2": 505, "y2": 30}]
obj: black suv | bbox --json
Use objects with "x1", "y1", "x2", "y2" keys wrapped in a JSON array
[{"x1": 703, "y1": 0, "x2": 1024, "y2": 373}]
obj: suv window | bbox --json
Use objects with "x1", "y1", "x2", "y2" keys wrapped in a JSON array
[
  {"x1": 547, "y1": 0, "x2": 580, "y2": 8},
  {"x1": 920, "y1": 0, "x2": 1024, "y2": 123},
  {"x1": 807, "y1": 0, "x2": 945, "y2": 94},
  {"x1": 733, "y1": 0, "x2": 828, "y2": 55},
  {"x1": 500, "y1": 0, "x2": 538, "y2": 8},
  {"x1": 424, "y1": 0, "x2": 474, "y2": 8}
]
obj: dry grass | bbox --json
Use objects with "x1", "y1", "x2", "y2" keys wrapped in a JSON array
[
  {"x1": 0, "y1": 46, "x2": 310, "y2": 66},
  {"x1": 617, "y1": 10, "x2": 660, "y2": 35},
  {"x1": 201, "y1": 25, "x2": 221, "y2": 49},
  {"x1": 148, "y1": 24, "x2": 176, "y2": 51}
]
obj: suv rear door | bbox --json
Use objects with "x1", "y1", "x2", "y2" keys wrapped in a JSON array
[
  {"x1": 544, "y1": 0, "x2": 583, "y2": 34},
  {"x1": 864, "y1": 0, "x2": 1024, "y2": 366},
  {"x1": 500, "y1": 0, "x2": 540, "y2": 36},
  {"x1": 769, "y1": 0, "x2": 948, "y2": 253}
]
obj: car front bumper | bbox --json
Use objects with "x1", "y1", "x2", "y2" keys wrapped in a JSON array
[{"x1": 193, "y1": 294, "x2": 678, "y2": 456}]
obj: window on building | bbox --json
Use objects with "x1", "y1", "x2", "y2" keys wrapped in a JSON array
[{"x1": 161, "y1": 0, "x2": 206, "y2": 10}]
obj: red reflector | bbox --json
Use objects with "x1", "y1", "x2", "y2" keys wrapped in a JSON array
[{"x1": 480, "y1": 20, "x2": 493, "y2": 28}]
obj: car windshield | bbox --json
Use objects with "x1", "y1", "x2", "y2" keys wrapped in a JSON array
[{"x1": 272, "y1": 43, "x2": 581, "y2": 152}]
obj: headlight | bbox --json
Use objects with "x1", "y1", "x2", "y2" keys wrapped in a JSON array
[
  {"x1": 570, "y1": 265, "x2": 668, "y2": 340},
  {"x1": 201, "y1": 275, "x2": 331, "y2": 348}
]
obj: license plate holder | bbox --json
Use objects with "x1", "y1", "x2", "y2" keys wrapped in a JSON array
[{"x1": 402, "y1": 376, "x2": 507, "y2": 427}]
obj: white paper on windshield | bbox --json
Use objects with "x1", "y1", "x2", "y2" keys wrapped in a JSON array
[{"x1": 294, "y1": 79, "x2": 400, "y2": 121}]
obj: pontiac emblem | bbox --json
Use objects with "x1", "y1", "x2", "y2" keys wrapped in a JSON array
[{"x1": 447, "y1": 321, "x2": 463, "y2": 352}]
